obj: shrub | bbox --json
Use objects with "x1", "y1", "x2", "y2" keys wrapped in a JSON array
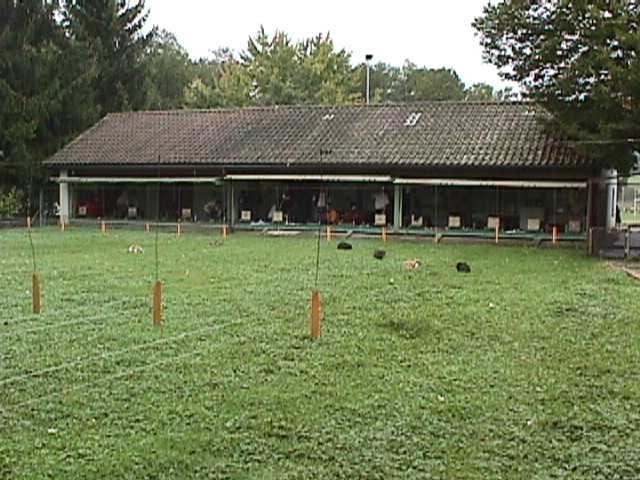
[{"x1": 0, "y1": 187, "x2": 23, "y2": 218}]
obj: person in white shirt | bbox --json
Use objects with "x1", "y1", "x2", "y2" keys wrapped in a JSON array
[
  {"x1": 374, "y1": 189, "x2": 389, "y2": 213},
  {"x1": 313, "y1": 189, "x2": 328, "y2": 223}
]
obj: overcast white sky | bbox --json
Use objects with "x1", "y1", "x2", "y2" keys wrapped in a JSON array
[{"x1": 146, "y1": 0, "x2": 512, "y2": 89}]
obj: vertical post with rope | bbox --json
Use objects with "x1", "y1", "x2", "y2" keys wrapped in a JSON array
[
  {"x1": 153, "y1": 226, "x2": 163, "y2": 326},
  {"x1": 433, "y1": 185, "x2": 439, "y2": 244},
  {"x1": 552, "y1": 188, "x2": 558, "y2": 245},
  {"x1": 311, "y1": 148, "x2": 331, "y2": 340},
  {"x1": 26, "y1": 167, "x2": 42, "y2": 314},
  {"x1": 153, "y1": 169, "x2": 163, "y2": 326},
  {"x1": 29, "y1": 227, "x2": 42, "y2": 314}
]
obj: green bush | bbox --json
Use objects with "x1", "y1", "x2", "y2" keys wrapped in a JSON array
[{"x1": 0, "y1": 187, "x2": 23, "y2": 218}]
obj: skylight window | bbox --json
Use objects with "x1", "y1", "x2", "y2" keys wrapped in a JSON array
[{"x1": 405, "y1": 112, "x2": 422, "y2": 127}]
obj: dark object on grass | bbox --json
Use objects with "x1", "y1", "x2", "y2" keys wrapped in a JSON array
[
  {"x1": 337, "y1": 241, "x2": 352, "y2": 250},
  {"x1": 456, "y1": 262, "x2": 471, "y2": 273},
  {"x1": 373, "y1": 249, "x2": 386, "y2": 260}
]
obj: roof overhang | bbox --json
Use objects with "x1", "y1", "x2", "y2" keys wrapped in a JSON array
[
  {"x1": 225, "y1": 174, "x2": 392, "y2": 183},
  {"x1": 394, "y1": 178, "x2": 587, "y2": 189},
  {"x1": 51, "y1": 176, "x2": 222, "y2": 184}
]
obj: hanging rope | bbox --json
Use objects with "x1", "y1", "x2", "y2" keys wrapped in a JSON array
[
  {"x1": 155, "y1": 164, "x2": 160, "y2": 282},
  {"x1": 314, "y1": 149, "x2": 331, "y2": 290}
]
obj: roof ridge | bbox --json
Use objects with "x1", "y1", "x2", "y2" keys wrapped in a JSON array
[{"x1": 105, "y1": 100, "x2": 532, "y2": 117}]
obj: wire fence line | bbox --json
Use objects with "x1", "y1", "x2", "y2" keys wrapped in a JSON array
[
  {"x1": 8, "y1": 318, "x2": 251, "y2": 412},
  {"x1": 1, "y1": 282, "x2": 250, "y2": 341},
  {"x1": 0, "y1": 307, "x2": 148, "y2": 341},
  {"x1": 0, "y1": 319, "x2": 244, "y2": 388},
  {"x1": 0, "y1": 298, "x2": 146, "y2": 329},
  {"x1": 13, "y1": 348, "x2": 216, "y2": 411},
  {"x1": 1, "y1": 308, "x2": 160, "y2": 377}
]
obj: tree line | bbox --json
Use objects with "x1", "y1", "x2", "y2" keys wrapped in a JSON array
[{"x1": 0, "y1": 0, "x2": 510, "y2": 195}]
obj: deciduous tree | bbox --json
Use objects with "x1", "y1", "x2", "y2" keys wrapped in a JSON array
[{"x1": 474, "y1": 0, "x2": 640, "y2": 172}]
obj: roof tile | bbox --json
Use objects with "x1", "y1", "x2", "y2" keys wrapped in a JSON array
[{"x1": 46, "y1": 102, "x2": 592, "y2": 169}]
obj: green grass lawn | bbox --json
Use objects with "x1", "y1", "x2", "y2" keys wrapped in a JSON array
[{"x1": 1, "y1": 227, "x2": 639, "y2": 479}]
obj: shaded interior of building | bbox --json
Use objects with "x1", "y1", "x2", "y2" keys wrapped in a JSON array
[{"x1": 70, "y1": 181, "x2": 588, "y2": 235}]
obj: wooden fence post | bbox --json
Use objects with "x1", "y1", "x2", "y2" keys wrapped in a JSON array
[
  {"x1": 625, "y1": 228, "x2": 630, "y2": 259},
  {"x1": 311, "y1": 290, "x2": 321, "y2": 339},
  {"x1": 153, "y1": 280, "x2": 163, "y2": 326},
  {"x1": 32, "y1": 273, "x2": 43, "y2": 314}
]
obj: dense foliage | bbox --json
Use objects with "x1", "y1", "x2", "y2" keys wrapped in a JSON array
[
  {"x1": 474, "y1": 0, "x2": 640, "y2": 173},
  {"x1": 0, "y1": 186, "x2": 22, "y2": 218}
]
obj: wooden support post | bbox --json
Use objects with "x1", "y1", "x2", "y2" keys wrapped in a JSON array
[
  {"x1": 552, "y1": 226, "x2": 558, "y2": 244},
  {"x1": 495, "y1": 219, "x2": 500, "y2": 244},
  {"x1": 145, "y1": 223, "x2": 150, "y2": 233},
  {"x1": 100, "y1": 221, "x2": 106, "y2": 234},
  {"x1": 153, "y1": 280, "x2": 163, "y2": 326},
  {"x1": 382, "y1": 226, "x2": 388, "y2": 243},
  {"x1": 310, "y1": 290, "x2": 321, "y2": 340},
  {"x1": 32, "y1": 273, "x2": 43, "y2": 314},
  {"x1": 26, "y1": 216, "x2": 31, "y2": 229},
  {"x1": 176, "y1": 223, "x2": 182, "y2": 237},
  {"x1": 222, "y1": 225, "x2": 229, "y2": 239},
  {"x1": 326, "y1": 226, "x2": 332, "y2": 242},
  {"x1": 625, "y1": 228, "x2": 631, "y2": 259},
  {"x1": 588, "y1": 227, "x2": 594, "y2": 256}
]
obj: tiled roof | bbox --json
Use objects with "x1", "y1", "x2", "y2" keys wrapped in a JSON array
[{"x1": 46, "y1": 102, "x2": 591, "y2": 169}]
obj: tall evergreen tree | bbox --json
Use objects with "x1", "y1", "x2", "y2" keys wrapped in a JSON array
[
  {"x1": 65, "y1": 0, "x2": 150, "y2": 114},
  {"x1": 0, "y1": 0, "x2": 96, "y2": 195}
]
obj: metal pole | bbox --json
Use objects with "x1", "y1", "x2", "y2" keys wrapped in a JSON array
[
  {"x1": 366, "y1": 64, "x2": 370, "y2": 105},
  {"x1": 38, "y1": 189, "x2": 44, "y2": 227},
  {"x1": 365, "y1": 54, "x2": 373, "y2": 105}
]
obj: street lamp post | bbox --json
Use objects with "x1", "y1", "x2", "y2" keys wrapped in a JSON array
[{"x1": 365, "y1": 54, "x2": 373, "y2": 105}]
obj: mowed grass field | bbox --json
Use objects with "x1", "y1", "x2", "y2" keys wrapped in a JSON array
[{"x1": 1, "y1": 227, "x2": 640, "y2": 479}]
